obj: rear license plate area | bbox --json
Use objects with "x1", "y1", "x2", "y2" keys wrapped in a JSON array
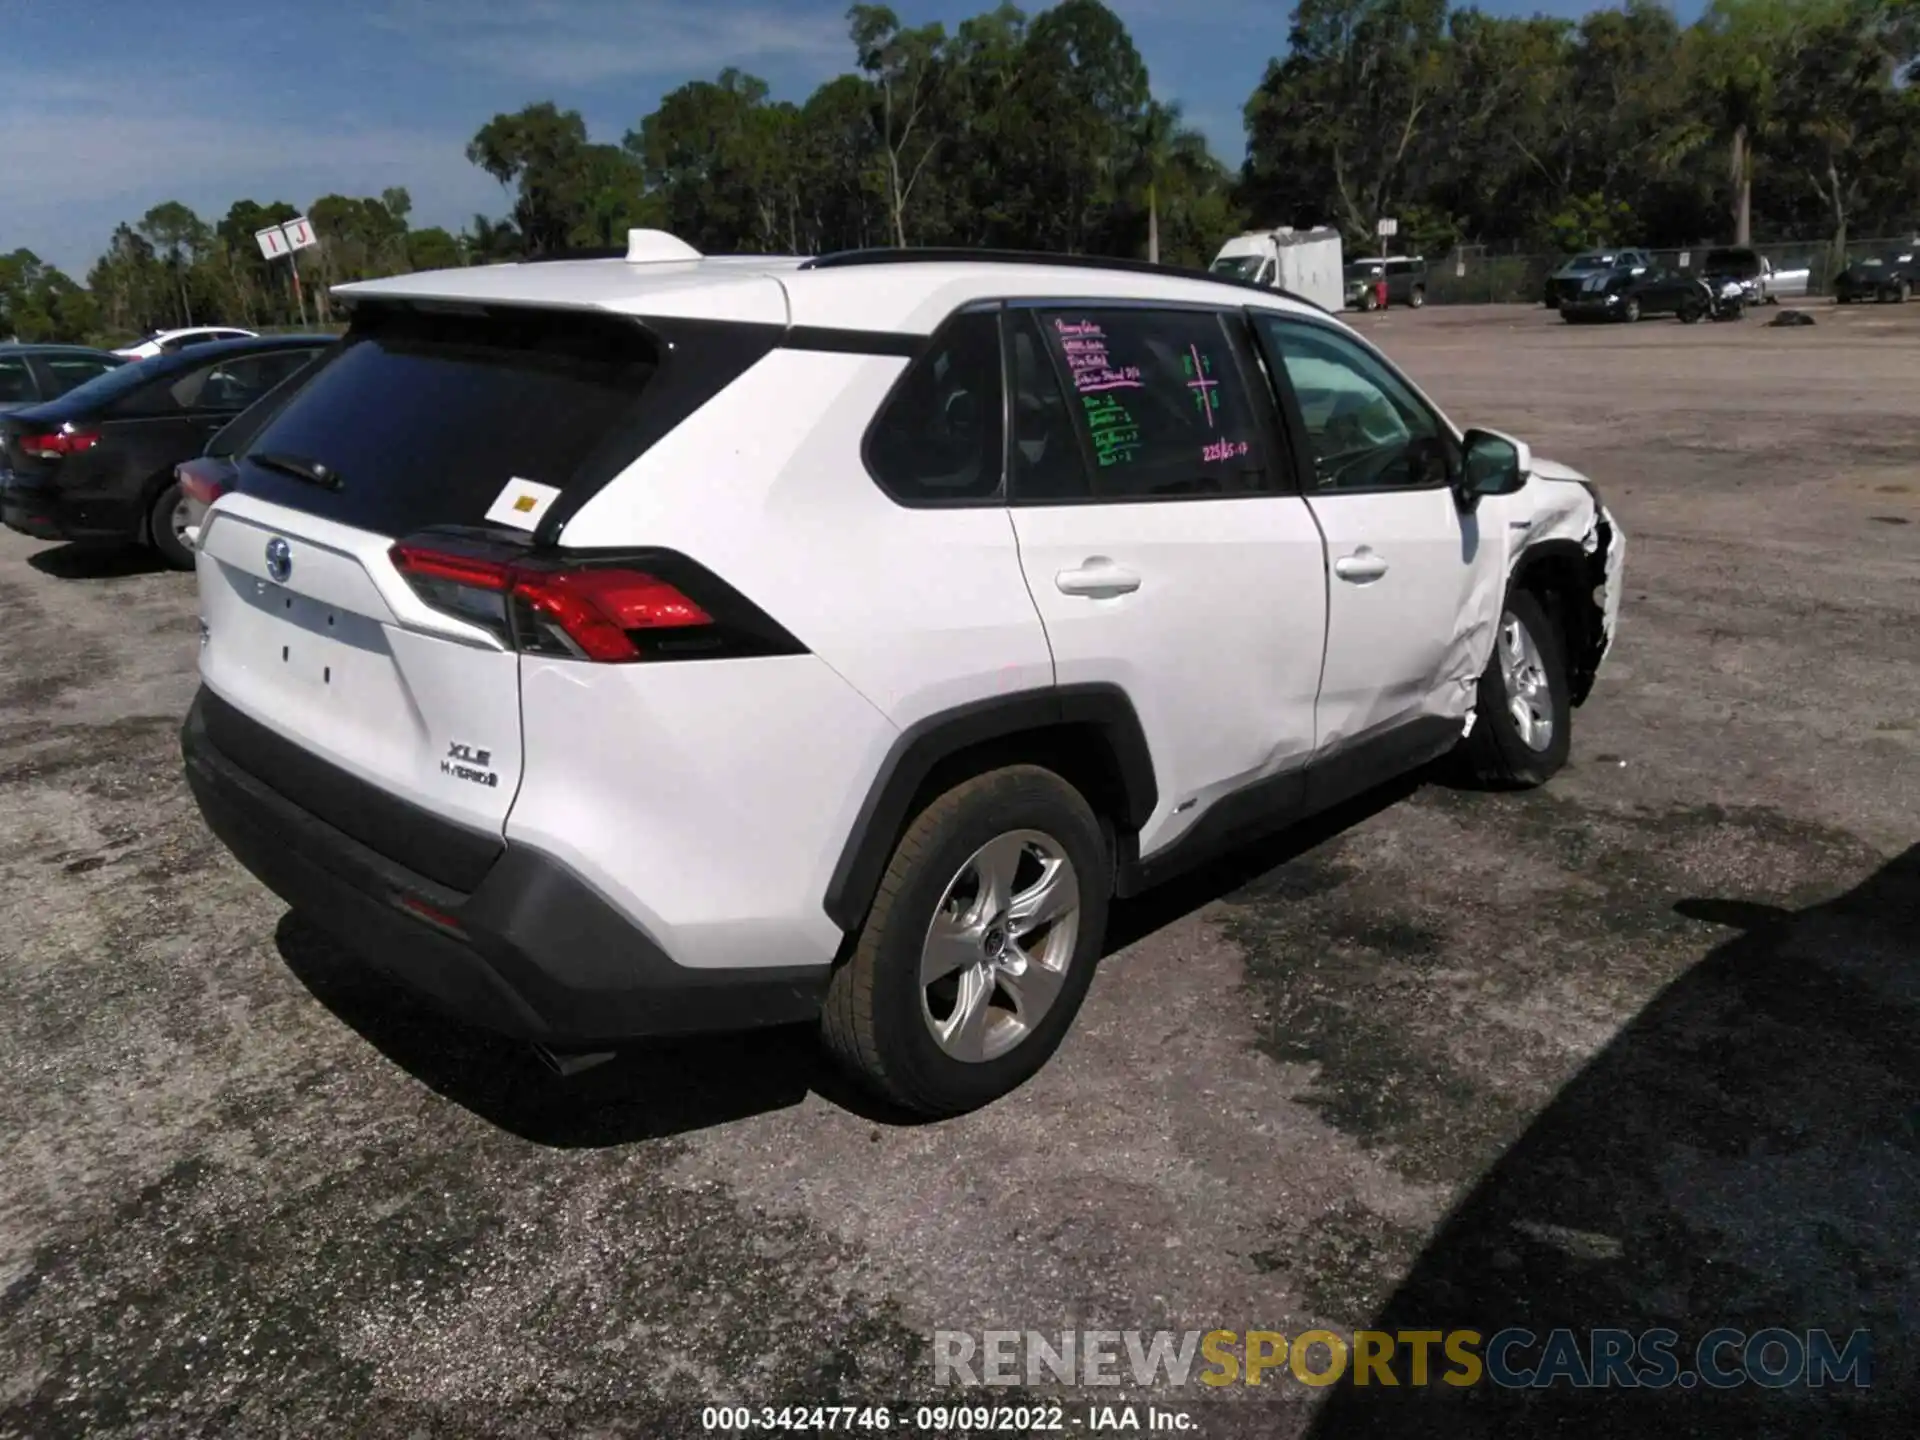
[{"x1": 249, "y1": 583, "x2": 380, "y2": 696}]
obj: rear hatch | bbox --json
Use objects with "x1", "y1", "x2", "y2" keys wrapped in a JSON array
[{"x1": 194, "y1": 298, "x2": 779, "y2": 879}]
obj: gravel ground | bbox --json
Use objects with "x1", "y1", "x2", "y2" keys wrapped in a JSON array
[{"x1": 1, "y1": 302, "x2": 1916, "y2": 1439}]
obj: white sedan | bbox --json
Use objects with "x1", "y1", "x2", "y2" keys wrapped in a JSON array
[{"x1": 112, "y1": 326, "x2": 257, "y2": 360}]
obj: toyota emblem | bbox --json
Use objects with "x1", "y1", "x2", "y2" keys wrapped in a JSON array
[{"x1": 265, "y1": 536, "x2": 292, "y2": 583}]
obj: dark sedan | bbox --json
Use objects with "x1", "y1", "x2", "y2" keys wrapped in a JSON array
[
  {"x1": 0, "y1": 344, "x2": 128, "y2": 413},
  {"x1": 1833, "y1": 248, "x2": 1917, "y2": 304},
  {"x1": 1558, "y1": 265, "x2": 1720, "y2": 323},
  {"x1": 0, "y1": 335, "x2": 333, "y2": 569}
]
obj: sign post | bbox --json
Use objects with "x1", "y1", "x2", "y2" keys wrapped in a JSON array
[
  {"x1": 1376, "y1": 216, "x2": 1399, "y2": 263},
  {"x1": 254, "y1": 216, "x2": 319, "y2": 328}
]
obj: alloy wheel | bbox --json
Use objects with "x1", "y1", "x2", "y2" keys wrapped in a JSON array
[
  {"x1": 1498, "y1": 611, "x2": 1556, "y2": 753},
  {"x1": 919, "y1": 830, "x2": 1080, "y2": 1063}
]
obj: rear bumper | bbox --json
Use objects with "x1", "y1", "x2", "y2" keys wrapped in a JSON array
[
  {"x1": 0, "y1": 473, "x2": 138, "y2": 544},
  {"x1": 181, "y1": 687, "x2": 830, "y2": 1046}
]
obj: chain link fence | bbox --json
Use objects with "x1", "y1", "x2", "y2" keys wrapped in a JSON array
[{"x1": 1422, "y1": 234, "x2": 1920, "y2": 305}]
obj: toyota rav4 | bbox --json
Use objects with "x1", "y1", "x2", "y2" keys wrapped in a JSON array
[{"x1": 181, "y1": 232, "x2": 1625, "y2": 1116}]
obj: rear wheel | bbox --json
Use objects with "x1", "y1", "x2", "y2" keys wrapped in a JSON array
[
  {"x1": 821, "y1": 765, "x2": 1109, "y2": 1116},
  {"x1": 1678, "y1": 298, "x2": 1703, "y2": 324},
  {"x1": 1897, "y1": 280, "x2": 1911, "y2": 304},
  {"x1": 147, "y1": 482, "x2": 194, "y2": 571},
  {"x1": 1361, "y1": 290, "x2": 1380, "y2": 312},
  {"x1": 1461, "y1": 589, "x2": 1572, "y2": 789},
  {"x1": 1409, "y1": 286, "x2": 1425, "y2": 309}
]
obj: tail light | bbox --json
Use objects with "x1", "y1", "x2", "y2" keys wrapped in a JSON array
[
  {"x1": 178, "y1": 458, "x2": 234, "y2": 507},
  {"x1": 18, "y1": 428, "x2": 100, "y2": 459},
  {"x1": 388, "y1": 539, "x2": 805, "y2": 664}
]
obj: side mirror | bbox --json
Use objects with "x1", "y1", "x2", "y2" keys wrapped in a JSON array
[{"x1": 1455, "y1": 428, "x2": 1532, "y2": 508}]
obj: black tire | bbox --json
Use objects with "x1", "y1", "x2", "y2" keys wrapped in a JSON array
[
  {"x1": 1678, "y1": 299, "x2": 1703, "y2": 324},
  {"x1": 1408, "y1": 286, "x2": 1425, "y2": 309},
  {"x1": 1835, "y1": 293, "x2": 1851, "y2": 305},
  {"x1": 821, "y1": 765, "x2": 1110, "y2": 1117},
  {"x1": 1460, "y1": 589, "x2": 1572, "y2": 789},
  {"x1": 1897, "y1": 280, "x2": 1911, "y2": 304},
  {"x1": 147, "y1": 482, "x2": 194, "y2": 571},
  {"x1": 1620, "y1": 298, "x2": 1641, "y2": 323}
]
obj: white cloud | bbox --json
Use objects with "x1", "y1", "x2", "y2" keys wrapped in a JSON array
[{"x1": 378, "y1": 0, "x2": 851, "y2": 86}]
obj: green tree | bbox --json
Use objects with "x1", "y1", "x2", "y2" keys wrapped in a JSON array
[
  {"x1": 406, "y1": 227, "x2": 464, "y2": 271},
  {"x1": 137, "y1": 200, "x2": 210, "y2": 327},
  {"x1": 0, "y1": 251, "x2": 97, "y2": 343},
  {"x1": 850, "y1": 4, "x2": 949, "y2": 246},
  {"x1": 468, "y1": 103, "x2": 601, "y2": 255},
  {"x1": 628, "y1": 70, "x2": 789, "y2": 252}
]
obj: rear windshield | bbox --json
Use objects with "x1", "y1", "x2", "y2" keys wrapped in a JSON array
[
  {"x1": 233, "y1": 305, "x2": 668, "y2": 538},
  {"x1": 31, "y1": 353, "x2": 172, "y2": 411}
]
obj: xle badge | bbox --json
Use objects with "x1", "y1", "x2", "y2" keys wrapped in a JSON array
[{"x1": 442, "y1": 741, "x2": 499, "y2": 789}]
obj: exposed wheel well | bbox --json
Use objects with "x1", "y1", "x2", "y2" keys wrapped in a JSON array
[{"x1": 1511, "y1": 543, "x2": 1604, "y2": 707}]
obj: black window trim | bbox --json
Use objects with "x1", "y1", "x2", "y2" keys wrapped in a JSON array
[
  {"x1": 1247, "y1": 309, "x2": 1463, "y2": 500},
  {"x1": 1000, "y1": 297, "x2": 1301, "y2": 510}
]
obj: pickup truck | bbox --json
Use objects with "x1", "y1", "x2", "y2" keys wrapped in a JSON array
[{"x1": 1702, "y1": 247, "x2": 1809, "y2": 305}]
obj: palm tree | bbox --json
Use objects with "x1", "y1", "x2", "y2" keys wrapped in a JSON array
[{"x1": 1130, "y1": 99, "x2": 1212, "y2": 265}]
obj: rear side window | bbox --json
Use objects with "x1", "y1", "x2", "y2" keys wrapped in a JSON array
[
  {"x1": 105, "y1": 359, "x2": 231, "y2": 415},
  {"x1": 1016, "y1": 306, "x2": 1276, "y2": 502},
  {"x1": 864, "y1": 309, "x2": 1004, "y2": 504},
  {"x1": 233, "y1": 305, "x2": 770, "y2": 537},
  {"x1": 200, "y1": 350, "x2": 323, "y2": 410}
]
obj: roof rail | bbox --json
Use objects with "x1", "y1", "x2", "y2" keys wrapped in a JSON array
[{"x1": 797, "y1": 247, "x2": 1330, "y2": 313}]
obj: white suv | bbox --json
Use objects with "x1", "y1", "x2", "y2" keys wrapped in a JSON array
[{"x1": 181, "y1": 231, "x2": 1624, "y2": 1116}]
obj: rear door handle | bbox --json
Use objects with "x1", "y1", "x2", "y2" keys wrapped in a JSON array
[
  {"x1": 1333, "y1": 548, "x2": 1389, "y2": 584},
  {"x1": 1055, "y1": 559, "x2": 1142, "y2": 599}
]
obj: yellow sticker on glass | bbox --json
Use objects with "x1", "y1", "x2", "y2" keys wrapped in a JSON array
[{"x1": 485, "y1": 478, "x2": 561, "y2": 532}]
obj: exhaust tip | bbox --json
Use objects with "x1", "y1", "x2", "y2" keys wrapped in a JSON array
[{"x1": 531, "y1": 1043, "x2": 618, "y2": 1077}]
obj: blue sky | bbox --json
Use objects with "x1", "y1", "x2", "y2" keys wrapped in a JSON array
[{"x1": 0, "y1": 0, "x2": 1692, "y2": 277}]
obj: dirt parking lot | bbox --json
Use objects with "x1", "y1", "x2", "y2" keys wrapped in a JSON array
[{"x1": 1, "y1": 303, "x2": 1915, "y2": 1438}]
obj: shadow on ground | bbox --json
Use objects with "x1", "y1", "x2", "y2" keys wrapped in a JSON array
[
  {"x1": 26, "y1": 542, "x2": 169, "y2": 580},
  {"x1": 1306, "y1": 844, "x2": 1920, "y2": 1439},
  {"x1": 274, "y1": 772, "x2": 1429, "y2": 1146}
]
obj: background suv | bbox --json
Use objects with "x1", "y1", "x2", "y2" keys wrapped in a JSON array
[
  {"x1": 181, "y1": 233, "x2": 1624, "y2": 1116},
  {"x1": 1344, "y1": 255, "x2": 1427, "y2": 310},
  {"x1": 1544, "y1": 248, "x2": 1651, "y2": 309}
]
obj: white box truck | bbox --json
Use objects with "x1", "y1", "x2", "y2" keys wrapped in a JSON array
[{"x1": 1209, "y1": 226, "x2": 1345, "y2": 312}]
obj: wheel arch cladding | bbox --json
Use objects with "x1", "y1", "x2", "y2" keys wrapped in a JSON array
[
  {"x1": 1510, "y1": 534, "x2": 1610, "y2": 707},
  {"x1": 822, "y1": 684, "x2": 1157, "y2": 934}
]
